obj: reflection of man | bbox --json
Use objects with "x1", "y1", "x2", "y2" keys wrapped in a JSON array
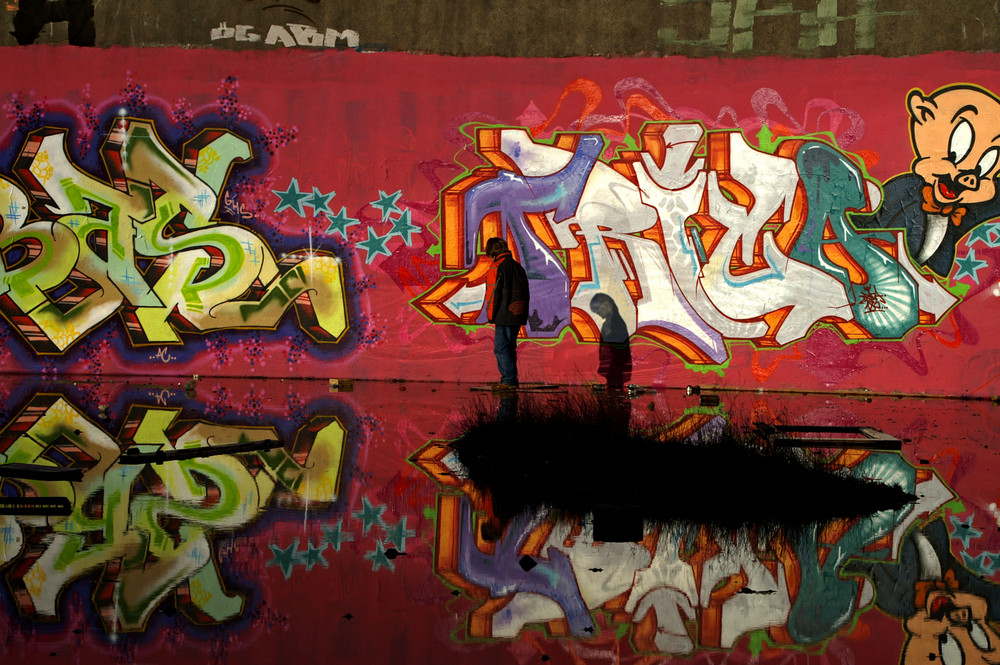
[{"x1": 485, "y1": 237, "x2": 529, "y2": 389}]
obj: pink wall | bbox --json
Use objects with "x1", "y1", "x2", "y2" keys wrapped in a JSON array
[{"x1": 0, "y1": 47, "x2": 999, "y2": 396}]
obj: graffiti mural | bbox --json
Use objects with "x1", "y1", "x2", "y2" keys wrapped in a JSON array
[
  {"x1": 415, "y1": 123, "x2": 958, "y2": 366},
  {"x1": 0, "y1": 48, "x2": 998, "y2": 390},
  {"x1": 0, "y1": 117, "x2": 347, "y2": 354},
  {"x1": 412, "y1": 404, "x2": 1000, "y2": 660},
  {"x1": 0, "y1": 392, "x2": 347, "y2": 632}
]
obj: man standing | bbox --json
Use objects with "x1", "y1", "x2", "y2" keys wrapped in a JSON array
[{"x1": 485, "y1": 237, "x2": 529, "y2": 389}]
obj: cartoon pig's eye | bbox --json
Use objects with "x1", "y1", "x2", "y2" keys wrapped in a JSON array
[
  {"x1": 976, "y1": 147, "x2": 999, "y2": 178},
  {"x1": 969, "y1": 620, "x2": 992, "y2": 651},
  {"x1": 940, "y1": 630, "x2": 966, "y2": 665},
  {"x1": 949, "y1": 120, "x2": 975, "y2": 164}
]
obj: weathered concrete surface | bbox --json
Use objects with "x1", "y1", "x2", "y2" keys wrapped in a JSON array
[{"x1": 2, "y1": 0, "x2": 1000, "y2": 57}]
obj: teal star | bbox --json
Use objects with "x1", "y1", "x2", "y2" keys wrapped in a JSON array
[
  {"x1": 987, "y1": 552, "x2": 1000, "y2": 576},
  {"x1": 371, "y1": 190, "x2": 402, "y2": 222},
  {"x1": 306, "y1": 187, "x2": 335, "y2": 216},
  {"x1": 954, "y1": 249, "x2": 989, "y2": 284},
  {"x1": 273, "y1": 178, "x2": 309, "y2": 216},
  {"x1": 321, "y1": 518, "x2": 354, "y2": 551},
  {"x1": 364, "y1": 538, "x2": 395, "y2": 572},
  {"x1": 949, "y1": 515, "x2": 984, "y2": 548},
  {"x1": 325, "y1": 207, "x2": 360, "y2": 240},
  {"x1": 267, "y1": 539, "x2": 305, "y2": 580},
  {"x1": 383, "y1": 516, "x2": 416, "y2": 552},
  {"x1": 357, "y1": 227, "x2": 392, "y2": 265},
  {"x1": 352, "y1": 495, "x2": 386, "y2": 534},
  {"x1": 388, "y1": 209, "x2": 420, "y2": 246},
  {"x1": 966, "y1": 222, "x2": 1000, "y2": 248},
  {"x1": 962, "y1": 550, "x2": 992, "y2": 576},
  {"x1": 303, "y1": 540, "x2": 329, "y2": 571}
]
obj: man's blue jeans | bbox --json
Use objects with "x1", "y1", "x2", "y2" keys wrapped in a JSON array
[{"x1": 493, "y1": 325, "x2": 520, "y2": 386}]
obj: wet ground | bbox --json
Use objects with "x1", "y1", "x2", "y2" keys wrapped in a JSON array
[{"x1": 0, "y1": 374, "x2": 998, "y2": 664}]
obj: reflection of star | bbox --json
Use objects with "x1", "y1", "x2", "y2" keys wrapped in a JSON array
[
  {"x1": 949, "y1": 515, "x2": 983, "y2": 548},
  {"x1": 306, "y1": 187, "x2": 335, "y2": 216},
  {"x1": 357, "y1": 227, "x2": 392, "y2": 264},
  {"x1": 954, "y1": 249, "x2": 989, "y2": 284},
  {"x1": 303, "y1": 540, "x2": 329, "y2": 571},
  {"x1": 364, "y1": 538, "x2": 395, "y2": 572},
  {"x1": 267, "y1": 539, "x2": 304, "y2": 580},
  {"x1": 962, "y1": 550, "x2": 991, "y2": 576},
  {"x1": 966, "y1": 222, "x2": 1000, "y2": 248},
  {"x1": 383, "y1": 516, "x2": 416, "y2": 552},
  {"x1": 273, "y1": 178, "x2": 309, "y2": 216},
  {"x1": 352, "y1": 495, "x2": 386, "y2": 534},
  {"x1": 371, "y1": 189, "x2": 402, "y2": 221},
  {"x1": 388, "y1": 209, "x2": 420, "y2": 245},
  {"x1": 325, "y1": 207, "x2": 360, "y2": 239},
  {"x1": 321, "y1": 518, "x2": 354, "y2": 551}
]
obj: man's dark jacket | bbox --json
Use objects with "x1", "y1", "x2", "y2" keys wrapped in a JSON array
[{"x1": 486, "y1": 251, "x2": 530, "y2": 326}]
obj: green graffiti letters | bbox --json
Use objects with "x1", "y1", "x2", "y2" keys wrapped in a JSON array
[
  {"x1": 0, "y1": 394, "x2": 346, "y2": 632},
  {"x1": 0, "y1": 118, "x2": 348, "y2": 353}
]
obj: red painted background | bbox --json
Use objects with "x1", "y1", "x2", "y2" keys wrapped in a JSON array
[{"x1": 0, "y1": 47, "x2": 996, "y2": 396}]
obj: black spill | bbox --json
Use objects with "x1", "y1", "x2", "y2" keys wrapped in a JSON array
[{"x1": 448, "y1": 395, "x2": 916, "y2": 534}]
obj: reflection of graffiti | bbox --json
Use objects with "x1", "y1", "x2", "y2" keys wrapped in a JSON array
[
  {"x1": 415, "y1": 123, "x2": 957, "y2": 365},
  {"x1": 0, "y1": 118, "x2": 348, "y2": 353},
  {"x1": 415, "y1": 412, "x2": 956, "y2": 654},
  {"x1": 0, "y1": 394, "x2": 346, "y2": 632}
]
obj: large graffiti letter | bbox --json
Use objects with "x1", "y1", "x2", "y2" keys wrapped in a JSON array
[{"x1": 0, "y1": 118, "x2": 348, "y2": 353}]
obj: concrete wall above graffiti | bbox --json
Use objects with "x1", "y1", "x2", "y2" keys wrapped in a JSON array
[{"x1": 3, "y1": 0, "x2": 1000, "y2": 57}]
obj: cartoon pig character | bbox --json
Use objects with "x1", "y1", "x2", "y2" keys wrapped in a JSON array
[{"x1": 852, "y1": 84, "x2": 1000, "y2": 276}]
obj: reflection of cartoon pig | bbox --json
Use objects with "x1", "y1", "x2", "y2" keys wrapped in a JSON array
[
  {"x1": 903, "y1": 586, "x2": 1000, "y2": 665},
  {"x1": 853, "y1": 85, "x2": 1000, "y2": 276}
]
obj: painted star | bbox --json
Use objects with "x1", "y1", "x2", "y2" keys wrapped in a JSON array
[
  {"x1": 962, "y1": 550, "x2": 992, "y2": 576},
  {"x1": 387, "y1": 208, "x2": 420, "y2": 246},
  {"x1": 371, "y1": 189, "x2": 402, "y2": 222},
  {"x1": 267, "y1": 539, "x2": 304, "y2": 580},
  {"x1": 321, "y1": 518, "x2": 355, "y2": 551},
  {"x1": 966, "y1": 222, "x2": 1000, "y2": 248},
  {"x1": 356, "y1": 227, "x2": 392, "y2": 265},
  {"x1": 954, "y1": 249, "x2": 989, "y2": 284},
  {"x1": 273, "y1": 178, "x2": 310, "y2": 216},
  {"x1": 306, "y1": 187, "x2": 335, "y2": 216},
  {"x1": 364, "y1": 538, "x2": 395, "y2": 572},
  {"x1": 352, "y1": 495, "x2": 386, "y2": 534},
  {"x1": 949, "y1": 515, "x2": 984, "y2": 548},
  {"x1": 325, "y1": 207, "x2": 360, "y2": 240},
  {"x1": 303, "y1": 540, "x2": 329, "y2": 571},
  {"x1": 383, "y1": 516, "x2": 416, "y2": 552}
]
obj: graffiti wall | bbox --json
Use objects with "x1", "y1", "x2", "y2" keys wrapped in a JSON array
[{"x1": 0, "y1": 47, "x2": 999, "y2": 396}]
